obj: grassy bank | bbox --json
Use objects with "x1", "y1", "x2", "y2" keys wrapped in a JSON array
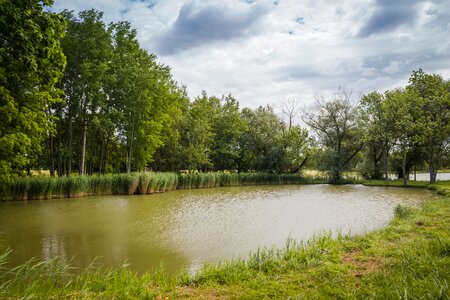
[
  {"x1": 363, "y1": 179, "x2": 430, "y2": 188},
  {"x1": 0, "y1": 172, "x2": 333, "y2": 201},
  {"x1": 0, "y1": 181, "x2": 449, "y2": 299},
  {"x1": 364, "y1": 179, "x2": 450, "y2": 196}
]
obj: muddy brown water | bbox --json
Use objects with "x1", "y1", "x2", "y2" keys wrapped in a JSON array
[{"x1": 0, "y1": 184, "x2": 438, "y2": 273}]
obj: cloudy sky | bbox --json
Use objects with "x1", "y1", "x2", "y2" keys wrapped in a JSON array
[{"x1": 50, "y1": 0, "x2": 450, "y2": 108}]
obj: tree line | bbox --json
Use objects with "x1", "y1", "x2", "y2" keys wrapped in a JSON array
[
  {"x1": 304, "y1": 77, "x2": 450, "y2": 184},
  {"x1": 1, "y1": 1, "x2": 449, "y2": 184}
]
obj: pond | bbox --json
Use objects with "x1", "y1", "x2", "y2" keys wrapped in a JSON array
[{"x1": 0, "y1": 185, "x2": 438, "y2": 273}]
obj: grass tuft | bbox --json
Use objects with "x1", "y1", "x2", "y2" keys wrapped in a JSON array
[{"x1": 394, "y1": 204, "x2": 414, "y2": 219}]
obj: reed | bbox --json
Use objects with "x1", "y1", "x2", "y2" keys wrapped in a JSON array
[
  {"x1": 11, "y1": 177, "x2": 30, "y2": 200},
  {"x1": 89, "y1": 174, "x2": 113, "y2": 195},
  {"x1": 0, "y1": 172, "x2": 331, "y2": 201},
  {"x1": 148, "y1": 173, "x2": 160, "y2": 194},
  {"x1": 138, "y1": 173, "x2": 151, "y2": 194},
  {"x1": 63, "y1": 176, "x2": 90, "y2": 197},
  {"x1": 164, "y1": 173, "x2": 178, "y2": 191},
  {"x1": 110, "y1": 174, "x2": 140, "y2": 195}
]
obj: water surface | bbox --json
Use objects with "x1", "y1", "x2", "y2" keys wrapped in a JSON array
[
  {"x1": 409, "y1": 172, "x2": 450, "y2": 181},
  {"x1": 0, "y1": 185, "x2": 437, "y2": 273}
]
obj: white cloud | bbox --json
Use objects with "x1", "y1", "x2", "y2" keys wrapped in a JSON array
[{"x1": 51, "y1": 0, "x2": 450, "y2": 109}]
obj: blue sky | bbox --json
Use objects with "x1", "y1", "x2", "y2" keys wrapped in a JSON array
[{"x1": 50, "y1": 0, "x2": 450, "y2": 110}]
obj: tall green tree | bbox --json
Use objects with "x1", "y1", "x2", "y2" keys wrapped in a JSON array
[
  {"x1": 181, "y1": 92, "x2": 219, "y2": 171},
  {"x1": 407, "y1": 69, "x2": 450, "y2": 183},
  {"x1": 0, "y1": 0, "x2": 66, "y2": 180},
  {"x1": 108, "y1": 21, "x2": 173, "y2": 172},
  {"x1": 385, "y1": 88, "x2": 425, "y2": 186},
  {"x1": 151, "y1": 86, "x2": 190, "y2": 172},
  {"x1": 210, "y1": 95, "x2": 245, "y2": 171},
  {"x1": 59, "y1": 9, "x2": 111, "y2": 175},
  {"x1": 238, "y1": 105, "x2": 285, "y2": 173},
  {"x1": 359, "y1": 92, "x2": 392, "y2": 180}
]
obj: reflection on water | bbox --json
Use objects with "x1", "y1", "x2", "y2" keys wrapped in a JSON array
[{"x1": 0, "y1": 185, "x2": 439, "y2": 273}]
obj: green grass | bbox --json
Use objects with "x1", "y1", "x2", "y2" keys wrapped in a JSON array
[
  {"x1": 0, "y1": 181, "x2": 449, "y2": 298},
  {"x1": 363, "y1": 179, "x2": 430, "y2": 188},
  {"x1": 364, "y1": 179, "x2": 450, "y2": 197}
]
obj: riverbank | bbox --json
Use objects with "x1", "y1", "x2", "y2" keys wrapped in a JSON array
[{"x1": 0, "y1": 181, "x2": 449, "y2": 298}]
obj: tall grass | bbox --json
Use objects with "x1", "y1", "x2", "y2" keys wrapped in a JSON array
[
  {"x1": 110, "y1": 173, "x2": 140, "y2": 195},
  {"x1": 177, "y1": 172, "x2": 328, "y2": 189},
  {"x1": 0, "y1": 172, "x2": 329, "y2": 201}
]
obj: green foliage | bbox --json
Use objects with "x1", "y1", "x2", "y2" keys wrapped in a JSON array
[
  {"x1": 358, "y1": 70, "x2": 450, "y2": 184},
  {"x1": 407, "y1": 69, "x2": 450, "y2": 183},
  {"x1": 303, "y1": 88, "x2": 363, "y2": 183},
  {"x1": 151, "y1": 92, "x2": 313, "y2": 174},
  {"x1": 210, "y1": 95, "x2": 247, "y2": 171},
  {"x1": 359, "y1": 92, "x2": 391, "y2": 180},
  {"x1": 238, "y1": 106, "x2": 286, "y2": 173},
  {"x1": 40, "y1": 10, "x2": 186, "y2": 176},
  {"x1": 0, "y1": 0, "x2": 66, "y2": 180}
]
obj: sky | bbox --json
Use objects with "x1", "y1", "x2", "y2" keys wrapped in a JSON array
[{"x1": 50, "y1": 0, "x2": 450, "y2": 109}]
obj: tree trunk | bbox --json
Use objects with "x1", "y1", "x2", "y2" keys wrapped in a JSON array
[
  {"x1": 332, "y1": 168, "x2": 341, "y2": 183},
  {"x1": 371, "y1": 144, "x2": 378, "y2": 179},
  {"x1": 126, "y1": 125, "x2": 134, "y2": 174},
  {"x1": 428, "y1": 148, "x2": 438, "y2": 184},
  {"x1": 48, "y1": 133, "x2": 55, "y2": 177},
  {"x1": 333, "y1": 141, "x2": 341, "y2": 183},
  {"x1": 57, "y1": 122, "x2": 62, "y2": 177},
  {"x1": 80, "y1": 117, "x2": 88, "y2": 175},
  {"x1": 372, "y1": 145, "x2": 384, "y2": 180},
  {"x1": 384, "y1": 147, "x2": 389, "y2": 182},
  {"x1": 429, "y1": 163, "x2": 437, "y2": 184},
  {"x1": 126, "y1": 143, "x2": 133, "y2": 174},
  {"x1": 402, "y1": 159, "x2": 408, "y2": 186},
  {"x1": 414, "y1": 166, "x2": 416, "y2": 181},
  {"x1": 68, "y1": 117, "x2": 73, "y2": 177},
  {"x1": 103, "y1": 138, "x2": 109, "y2": 174},
  {"x1": 99, "y1": 139, "x2": 104, "y2": 174}
]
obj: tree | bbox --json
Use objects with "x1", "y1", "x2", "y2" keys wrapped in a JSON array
[
  {"x1": 210, "y1": 95, "x2": 245, "y2": 171},
  {"x1": 151, "y1": 86, "x2": 190, "y2": 172},
  {"x1": 303, "y1": 88, "x2": 363, "y2": 183},
  {"x1": 283, "y1": 125, "x2": 311, "y2": 173},
  {"x1": 280, "y1": 97, "x2": 300, "y2": 131},
  {"x1": 108, "y1": 21, "x2": 176, "y2": 173},
  {"x1": 385, "y1": 89, "x2": 425, "y2": 186},
  {"x1": 359, "y1": 92, "x2": 392, "y2": 180},
  {"x1": 407, "y1": 69, "x2": 450, "y2": 183},
  {"x1": 279, "y1": 98, "x2": 311, "y2": 173},
  {"x1": 59, "y1": 9, "x2": 112, "y2": 175},
  {"x1": 237, "y1": 105, "x2": 285, "y2": 173},
  {"x1": 0, "y1": 0, "x2": 66, "y2": 180},
  {"x1": 181, "y1": 92, "x2": 218, "y2": 171}
]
